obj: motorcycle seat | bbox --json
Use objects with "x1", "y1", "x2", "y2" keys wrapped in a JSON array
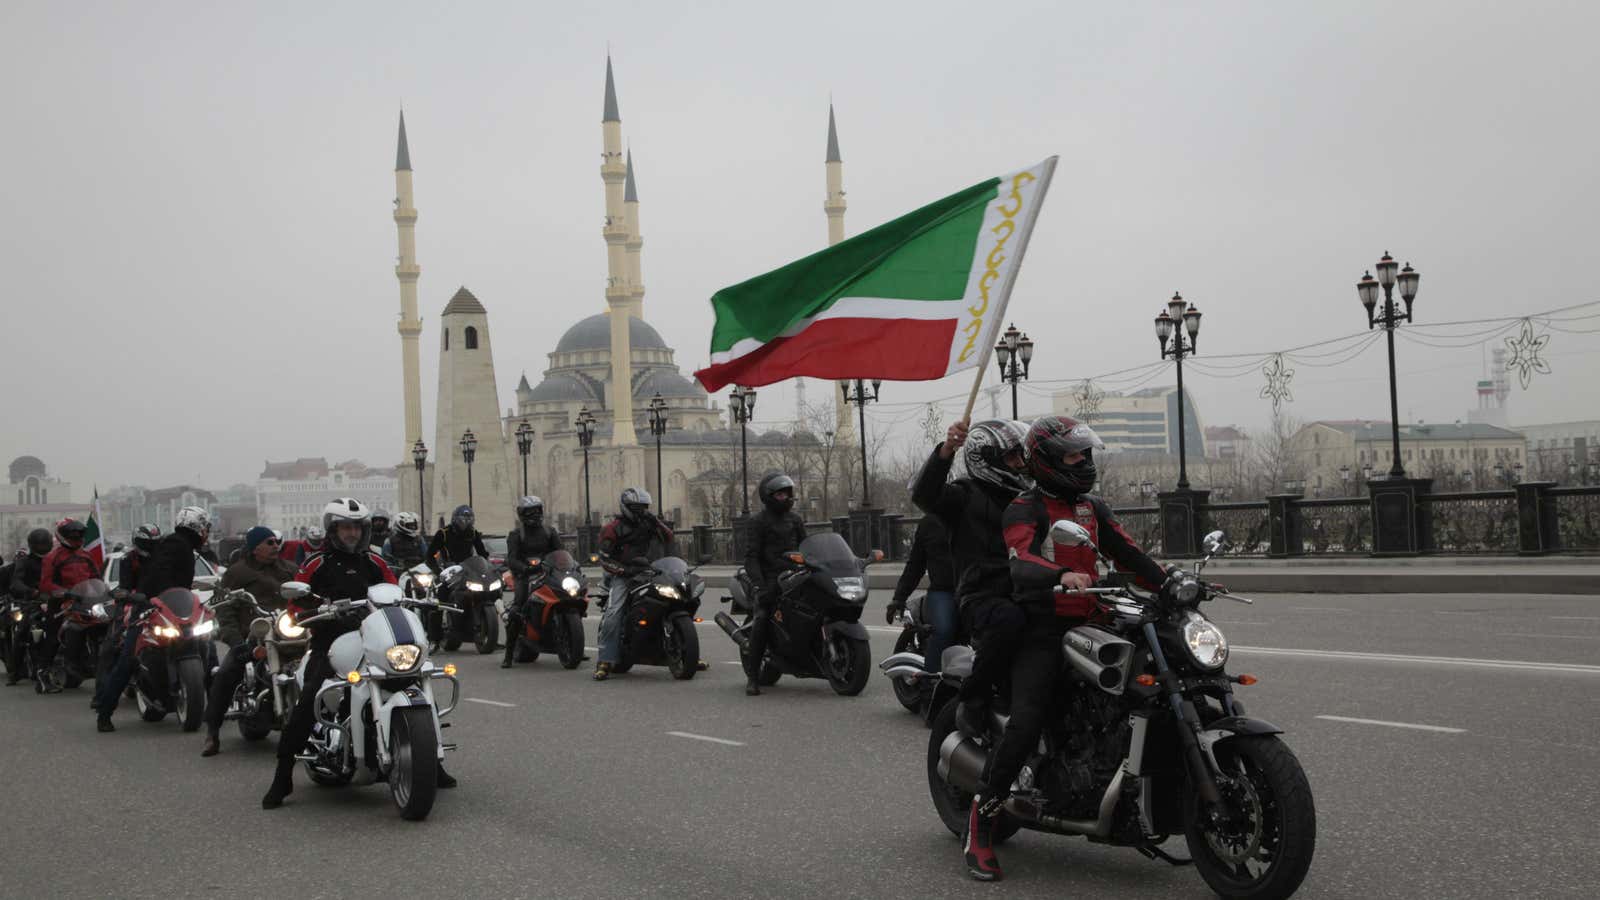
[{"x1": 940, "y1": 645, "x2": 974, "y2": 679}]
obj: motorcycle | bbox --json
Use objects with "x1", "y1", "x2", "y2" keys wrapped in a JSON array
[
  {"x1": 882, "y1": 592, "x2": 936, "y2": 717},
  {"x1": 439, "y1": 556, "x2": 507, "y2": 654},
  {"x1": 130, "y1": 587, "x2": 219, "y2": 731},
  {"x1": 713, "y1": 532, "x2": 879, "y2": 696},
  {"x1": 12, "y1": 591, "x2": 57, "y2": 693},
  {"x1": 593, "y1": 551, "x2": 707, "y2": 679},
  {"x1": 913, "y1": 527, "x2": 1316, "y2": 899},
  {"x1": 504, "y1": 550, "x2": 589, "y2": 669},
  {"x1": 52, "y1": 578, "x2": 116, "y2": 689},
  {"x1": 282, "y1": 580, "x2": 461, "y2": 820},
  {"x1": 208, "y1": 589, "x2": 309, "y2": 741}
]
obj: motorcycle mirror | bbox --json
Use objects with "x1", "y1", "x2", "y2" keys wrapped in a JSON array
[
  {"x1": 1049, "y1": 519, "x2": 1095, "y2": 549},
  {"x1": 1202, "y1": 530, "x2": 1228, "y2": 554},
  {"x1": 279, "y1": 581, "x2": 312, "y2": 602}
]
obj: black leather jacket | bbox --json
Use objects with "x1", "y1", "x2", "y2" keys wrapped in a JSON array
[
  {"x1": 743, "y1": 507, "x2": 807, "y2": 592},
  {"x1": 506, "y1": 525, "x2": 563, "y2": 578},
  {"x1": 910, "y1": 445, "x2": 1019, "y2": 603}
]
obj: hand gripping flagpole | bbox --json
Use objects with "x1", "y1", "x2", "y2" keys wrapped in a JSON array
[{"x1": 961, "y1": 156, "x2": 1058, "y2": 425}]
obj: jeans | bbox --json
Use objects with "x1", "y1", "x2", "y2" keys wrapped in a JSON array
[
  {"x1": 596, "y1": 577, "x2": 629, "y2": 665},
  {"x1": 206, "y1": 644, "x2": 251, "y2": 733},
  {"x1": 921, "y1": 589, "x2": 957, "y2": 674},
  {"x1": 93, "y1": 625, "x2": 141, "y2": 716}
]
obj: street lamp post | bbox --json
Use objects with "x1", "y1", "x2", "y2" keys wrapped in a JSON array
[
  {"x1": 575, "y1": 406, "x2": 596, "y2": 527},
  {"x1": 994, "y1": 323, "x2": 1034, "y2": 420},
  {"x1": 647, "y1": 393, "x2": 668, "y2": 516},
  {"x1": 411, "y1": 439, "x2": 428, "y2": 533},
  {"x1": 841, "y1": 379, "x2": 882, "y2": 506},
  {"x1": 1154, "y1": 293, "x2": 1202, "y2": 489},
  {"x1": 458, "y1": 429, "x2": 478, "y2": 508},
  {"x1": 729, "y1": 385, "x2": 757, "y2": 516},
  {"x1": 1339, "y1": 464, "x2": 1352, "y2": 496},
  {"x1": 514, "y1": 420, "x2": 533, "y2": 496},
  {"x1": 1357, "y1": 253, "x2": 1422, "y2": 477}
]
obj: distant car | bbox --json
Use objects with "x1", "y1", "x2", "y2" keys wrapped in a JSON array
[
  {"x1": 104, "y1": 551, "x2": 222, "y2": 605},
  {"x1": 483, "y1": 537, "x2": 507, "y2": 567}
]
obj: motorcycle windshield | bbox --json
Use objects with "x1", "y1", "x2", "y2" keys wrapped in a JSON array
[
  {"x1": 543, "y1": 550, "x2": 579, "y2": 574},
  {"x1": 798, "y1": 533, "x2": 861, "y2": 577},
  {"x1": 157, "y1": 588, "x2": 196, "y2": 619},
  {"x1": 458, "y1": 556, "x2": 493, "y2": 581},
  {"x1": 68, "y1": 578, "x2": 111, "y2": 602}
]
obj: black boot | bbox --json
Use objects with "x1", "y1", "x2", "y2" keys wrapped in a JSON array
[
  {"x1": 500, "y1": 642, "x2": 515, "y2": 669},
  {"x1": 201, "y1": 729, "x2": 220, "y2": 757},
  {"x1": 745, "y1": 676, "x2": 761, "y2": 696},
  {"x1": 262, "y1": 758, "x2": 295, "y2": 809},
  {"x1": 96, "y1": 715, "x2": 115, "y2": 733},
  {"x1": 436, "y1": 764, "x2": 457, "y2": 789}
]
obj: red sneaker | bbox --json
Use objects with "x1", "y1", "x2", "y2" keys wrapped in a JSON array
[{"x1": 963, "y1": 798, "x2": 1004, "y2": 881}]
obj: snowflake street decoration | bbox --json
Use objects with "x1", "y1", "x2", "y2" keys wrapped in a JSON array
[
  {"x1": 1503, "y1": 319, "x2": 1551, "y2": 389},
  {"x1": 1259, "y1": 354, "x2": 1295, "y2": 412},
  {"x1": 919, "y1": 403, "x2": 943, "y2": 446},
  {"x1": 1072, "y1": 379, "x2": 1104, "y2": 422}
]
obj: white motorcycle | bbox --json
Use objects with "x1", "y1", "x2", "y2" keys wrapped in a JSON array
[{"x1": 280, "y1": 580, "x2": 461, "y2": 820}]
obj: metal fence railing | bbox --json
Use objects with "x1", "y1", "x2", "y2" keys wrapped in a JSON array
[{"x1": 1423, "y1": 491, "x2": 1520, "y2": 554}]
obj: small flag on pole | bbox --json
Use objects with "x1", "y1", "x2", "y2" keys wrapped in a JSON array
[{"x1": 86, "y1": 487, "x2": 106, "y2": 569}]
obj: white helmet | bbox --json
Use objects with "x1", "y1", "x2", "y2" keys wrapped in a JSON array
[
  {"x1": 393, "y1": 511, "x2": 420, "y2": 537},
  {"x1": 321, "y1": 497, "x2": 372, "y2": 554},
  {"x1": 174, "y1": 506, "x2": 211, "y2": 538}
]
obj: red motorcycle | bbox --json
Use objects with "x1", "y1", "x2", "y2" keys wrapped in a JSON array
[
  {"x1": 505, "y1": 550, "x2": 589, "y2": 669},
  {"x1": 130, "y1": 587, "x2": 218, "y2": 731}
]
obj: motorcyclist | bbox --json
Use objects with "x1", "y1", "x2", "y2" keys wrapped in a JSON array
[
  {"x1": 4, "y1": 530, "x2": 51, "y2": 687},
  {"x1": 887, "y1": 514, "x2": 957, "y2": 676},
  {"x1": 368, "y1": 509, "x2": 393, "y2": 553},
  {"x1": 593, "y1": 488, "x2": 673, "y2": 681},
  {"x1": 96, "y1": 524, "x2": 161, "y2": 696},
  {"x1": 201, "y1": 526, "x2": 296, "y2": 756},
  {"x1": 382, "y1": 512, "x2": 427, "y2": 569},
  {"x1": 961, "y1": 416, "x2": 1168, "y2": 882},
  {"x1": 93, "y1": 507, "x2": 209, "y2": 732},
  {"x1": 910, "y1": 419, "x2": 1032, "y2": 736},
  {"x1": 425, "y1": 505, "x2": 490, "y2": 574},
  {"x1": 280, "y1": 527, "x2": 325, "y2": 568},
  {"x1": 501, "y1": 496, "x2": 563, "y2": 668},
  {"x1": 739, "y1": 473, "x2": 807, "y2": 696},
  {"x1": 39, "y1": 518, "x2": 102, "y2": 683},
  {"x1": 262, "y1": 497, "x2": 456, "y2": 808}
]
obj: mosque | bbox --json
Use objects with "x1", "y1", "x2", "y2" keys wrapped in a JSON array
[{"x1": 393, "y1": 57, "x2": 854, "y2": 534}]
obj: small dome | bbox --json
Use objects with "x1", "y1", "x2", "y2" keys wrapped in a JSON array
[
  {"x1": 555, "y1": 314, "x2": 669, "y2": 353},
  {"x1": 526, "y1": 373, "x2": 600, "y2": 404},
  {"x1": 8, "y1": 456, "x2": 46, "y2": 483},
  {"x1": 634, "y1": 369, "x2": 707, "y2": 401}
]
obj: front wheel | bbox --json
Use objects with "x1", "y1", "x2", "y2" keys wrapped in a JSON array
[
  {"x1": 556, "y1": 611, "x2": 584, "y2": 669},
  {"x1": 1184, "y1": 735, "x2": 1316, "y2": 900},
  {"x1": 388, "y1": 706, "x2": 439, "y2": 821},
  {"x1": 825, "y1": 635, "x2": 872, "y2": 696},
  {"x1": 665, "y1": 616, "x2": 699, "y2": 680},
  {"x1": 890, "y1": 629, "x2": 924, "y2": 712},
  {"x1": 176, "y1": 657, "x2": 206, "y2": 732},
  {"x1": 473, "y1": 606, "x2": 499, "y2": 655}
]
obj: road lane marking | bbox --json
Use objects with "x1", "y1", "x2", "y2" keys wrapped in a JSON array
[
  {"x1": 1551, "y1": 616, "x2": 1600, "y2": 621},
  {"x1": 1315, "y1": 715, "x2": 1466, "y2": 734},
  {"x1": 1289, "y1": 607, "x2": 1353, "y2": 613},
  {"x1": 1433, "y1": 610, "x2": 1485, "y2": 616},
  {"x1": 1232, "y1": 645, "x2": 1600, "y2": 675},
  {"x1": 667, "y1": 731, "x2": 745, "y2": 747},
  {"x1": 1502, "y1": 633, "x2": 1600, "y2": 641},
  {"x1": 465, "y1": 698, "x2": 516, "y2": 708}
]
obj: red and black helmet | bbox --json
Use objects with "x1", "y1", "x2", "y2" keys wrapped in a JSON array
[
  {"x1": 1024, "y1": 416, "x2": 1105, "y2": 498},
  {"x1": 55, "y1": 517, "x2": 87, "y2": 548}
]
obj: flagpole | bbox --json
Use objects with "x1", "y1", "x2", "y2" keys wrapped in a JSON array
[{"x1": 961, "y1": 155, "x2": 1059, "y2": 424}]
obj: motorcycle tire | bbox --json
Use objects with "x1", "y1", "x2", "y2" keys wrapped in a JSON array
[
  {"x1": 758, "y1": 659, "x2": 781, "y2": 686},
  {"x1": 135, "y1": 687, "x2": 167, "y2": 722},
  {"x1": 61, "y1": 662, "x2": 84, "y2": 691},
  {"x1": 237, "y1": 703, "x2": 274, "y2": 741},
  {"x1": 665, "y1": 617, "x2": 699, "y2": 680},
  {"x1": 176, "y1": 657, "x2": 206, "y2": 732},
  {"x1": 473, "y1": 607, "x2": 499, "y2": 655},
  {"x1": 1184, "y1": 735, "x2": 1316, "y2": 900},
  {"x1": 825, "y1": 635, "x2": 872, "y2": 696},
  {"x1": 389, "y1": 706, "x2": 439, "y2": 821},
  {"x1": 556, "y1": 611, "x2": 584, "y2": 670},
  {"x1": 890, "y1": 630, "x2": 923, "y2": 713},
  {"x1": 925, "y1": 700, "x2": 1022, "y2": 844},
  {"x1": 514, "y1": 638, "x2": 540, "y2": 663}
]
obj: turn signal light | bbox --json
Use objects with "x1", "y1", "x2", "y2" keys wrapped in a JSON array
[
  {"x1": 443, "y1": 663, "x2": 457, "y2": 676},
  {"x1": 638, "y1": 619, "x2": 648, "y2": 626},
  {"x1": 346, "y1": 671, "x2": 362, "y2": 684},
  {"x1": 694, "y1": 617, "x2": 703, "y2": 623},
  {"x1": 252, "y1": 646, "x2": 268, "y2": 661},
  {"x1": 1134, "y1": 674, "x2": 1157, "y2": 687},
  {"x1": 1236, "y1": 674, "x2": 1259, "y2": 686}
]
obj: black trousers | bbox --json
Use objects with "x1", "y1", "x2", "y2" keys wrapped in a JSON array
[
  {"x1": 743, "y1": 588, "x2": 777, "y2": 678},
  {"x1": 983, "y1": 628, "x2": 1066, "y2": 799},
  {"x1": 957, "y1": 595, "x2": 1026, "y2": 704},
  {"x1": 206, "y1": 644, "x2": 252, "y2": 733},
  {"x1": 275, "y1": 651, "x2": 334, "y2": 763}
]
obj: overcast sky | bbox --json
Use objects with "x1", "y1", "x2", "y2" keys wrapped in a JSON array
[{"x1": 4, "y1": 1, "x2": 1598, "y2": 493}]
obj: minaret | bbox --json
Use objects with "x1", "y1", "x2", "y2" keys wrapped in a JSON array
[
  {"x1": 624, "y1": 149, "x2": 644, "y2": 319},
  {"x1": 825, "y1": 103, "x2": 856, "y2": 441},
  {"x1": 601, "y1": 55, "x2": 638, "y2": 446},
  {"x1": 394, "y1": 110, "x2": 425, "y2": 460}
]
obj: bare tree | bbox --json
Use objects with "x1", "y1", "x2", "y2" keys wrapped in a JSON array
[{"x1": 1247, "y1": 412, "x2": 1303, "y2": 499}]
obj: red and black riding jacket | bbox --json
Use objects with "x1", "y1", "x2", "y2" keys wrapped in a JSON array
[
  {"x1": 1003, "y1": 490, "x2": 1167, "y2": 619},
  {"x1": 291, "y1": 550, "x2": 397, "y2": 651}
]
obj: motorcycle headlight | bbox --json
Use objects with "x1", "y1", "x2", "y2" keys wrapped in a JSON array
[
  {"x1": 561, "y1": 576, "x2": 582, "y2": 596},
  {"x1": 413, "y1": 573, "x2": 434, "y2": 588},
  {"x1": 191, "y1": 620, "x2": 216, "y2": 638},
  {"x1": 1181, "y1": 613, "x2": 1228, "y2": 670},
  {"x1": 157, "y1": 625, "x2": 181, "y2": 640},
  {"x1": 9, "y1": 610, "x2": 21, "y2": 622},
  {"x1": 834, "y1": 576, "x2": 867, "y2": 601},
  {"x1": 655, "y1": 585, "x2": 680, "y2": 600},
  {"x1": 467, "y1": 582, "x2": 485, "y2": 592},
  {"x1": 385, "y1": 643, "x2": 422, "y2": 672},
  {"x1": 91, "y1": 603, "x2": 110, "y2": 621},
  {"x1": 274, "y1": 612, "x2": 306, "y2": 640}
]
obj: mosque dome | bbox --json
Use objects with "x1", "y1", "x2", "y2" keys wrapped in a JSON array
[
  {"x1": 634, "y1": 369, "x2": 707, "y2": 401},
  {"x1": 554, "y1": 314, "x2": 669, "y2": 354},
  {"x1": 8, "y1": 456, "x2": 46, "y2": 483},
  {"x1": 525, "y1": 372, "x2": 601, "y2": 404}
]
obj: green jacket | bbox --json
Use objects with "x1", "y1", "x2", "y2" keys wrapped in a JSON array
[{"x1": 216, "y1": 555, "x2": 297, "y2": 645}]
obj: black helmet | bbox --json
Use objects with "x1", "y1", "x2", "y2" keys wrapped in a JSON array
[
  {"x1": 516, "y1": 495, "x2": 545, "y2": 527},
  {"x1": 620, "y1": 488, "x2": 652, "y2": 523},
  {"x1": 1024, "y1": 416, "x2": 1106, "y2": 498},
  {"x1": 450, "y1": 505, "x2": 475, "y2": 532},
  {"x1": 133, "y1": 524, "x2": 162, "y2": 556},
  {"x1": 758, "y1": 473, "x2": 796, "y2": 515},
  {"x1": 962, "y1": 420, "x2": 1033, "y2": 494},
  {"x1": 27, "y1": 528, "x2": 52, "y2": 556}
]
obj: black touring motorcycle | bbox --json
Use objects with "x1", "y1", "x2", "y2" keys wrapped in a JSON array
[
  {"x1": 714, "y1": 532, "x2": 880, "y2": 696},
  {"x1": 920, "y1": 526, "x2": 1316, "y2": 899}
]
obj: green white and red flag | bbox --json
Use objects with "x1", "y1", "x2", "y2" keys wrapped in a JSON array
[
  {"x1": 86, "y1": 487, "x2": 106, "y2": 569},
  {"x1": 693, "y1": 157, "x2": 1057, "y2": 394}
]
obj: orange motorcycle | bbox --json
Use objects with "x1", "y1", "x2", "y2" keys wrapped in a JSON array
[{"x1": 504, "y1": 550, "x2": 589, "y2": 669}]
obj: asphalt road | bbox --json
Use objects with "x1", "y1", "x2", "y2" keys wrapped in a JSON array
[{"x1": 2, "y1": 590, "x2": 1598, "y2": 900}]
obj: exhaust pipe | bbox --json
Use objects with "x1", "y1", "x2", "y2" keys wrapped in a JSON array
[
  {"x1": 936, "y1": 730, "x2": 987, "y2": 795},
  {"x1": 713, "y1": 612, "x2": 748, "y2": 649}
]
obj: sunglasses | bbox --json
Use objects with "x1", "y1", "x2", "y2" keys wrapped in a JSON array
[{"x1": 262, "y1": 538, "x2": 282, "y2": 546}]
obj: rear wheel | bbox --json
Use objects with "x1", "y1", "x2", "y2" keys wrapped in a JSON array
[
  {"x1": 891, "y1": 629, "x2": 924, "y2": 712},
  {"x1": 825, "y1": 635, "x2": 872, "y2": 696},
  {"x1": 556, "y1": 612, "x2": 584, "y2": 670},
  {"x1": 926, "y1": 700, "x2": 1021, "y2": 843},
  {"x1": 176, "y1": 657, "x2": 206, "y2": 732},
  {"x1": 1184, "y1": 735, "x2": 1317, "y2": 900},
  {"x1": 388, "y1": 706, "x2": 439, "y2": 821},
  {"x1": 665, "y1": 617, "x2": 700, "y2": 680}
]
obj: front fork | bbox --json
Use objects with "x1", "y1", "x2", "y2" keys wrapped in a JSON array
[{"x1": 1142, "y1": 622, "x2": 1224, "y2": 807}]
